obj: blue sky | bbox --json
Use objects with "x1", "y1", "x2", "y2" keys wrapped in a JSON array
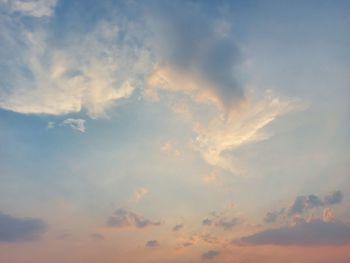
[{"x1": 0, "y1": 1, "x2": 349, "y2": 262}]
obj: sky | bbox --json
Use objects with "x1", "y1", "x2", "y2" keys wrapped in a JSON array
[{"x1": 0, "y1": 0, "x2": 349, "y2": 262}]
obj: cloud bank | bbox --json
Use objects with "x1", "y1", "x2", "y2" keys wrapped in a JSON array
[{"x1": 238, "y1": 220, "x2": 350, "y2": 246}]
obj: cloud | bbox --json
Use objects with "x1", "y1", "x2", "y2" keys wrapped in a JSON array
[
  {"x1": 129, "y1": 188, "x2": 149, "y2": 203},
  {"x1": 325, "y1": 191, "x2": 343, "y2": 205},
  {"x1": 106, "y1": 208, "x2": 161, "y2": 229},
  {"x1": 0, "y1": 17, "x2": 142, "y2": 118},
  {"x1": 265, "y1": 191, "x2": 344, "y2": 223},
  {"x1": 237, "y1": 220, "x2": 350, "y2": 246},
  {"x1": 145, "y1": 239, "x2": 159, "y2": 248},
  {"x1": 145, "y1": 1, "x2": 244, "y2": 110},
  {"x1": 202, "y1": 216, "x2": 239, "y2": 230},
  {"x1": 62, "y1": 118, "x2": 86, "y2": 132},
  {"x1": 215, "y1": 218, "x2": 239, "y2": 230},
  {"x1": 0, "y1": 0, "x2": 58, "y2": 17},
  {"x1": 0, "y1": 211, "x2": 47, "y2": 242},
  {"x1": 193, "y1": 91, "x2": 306, "y2": 172},
  {"x1": 173, "y1": 224, "x2": 184, "y2": 232},
  {"x1": 202, "y1": 250, "x2": 220, "y2": 260}
]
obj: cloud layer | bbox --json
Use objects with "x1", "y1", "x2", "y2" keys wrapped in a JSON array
[{"x1": 238, "y1": 220, "x2": 350, "y2": 246}]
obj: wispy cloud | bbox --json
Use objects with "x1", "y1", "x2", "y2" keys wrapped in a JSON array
[
  {"x1": 62, "y1": 118, "x2": 86, "y2": 133},
  {"x1": 1, "y1": 0, "x2": 58, "y2": 17}
]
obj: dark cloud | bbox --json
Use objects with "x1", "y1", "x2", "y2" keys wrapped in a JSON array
[
  {"x1": 106, "y1": 208, "x2": 161, "y2": 229},
  {"x1": 146, "y1": 239, "x2": 159, "y2": 248},
  {"x1": 237, "y1": 220, "x2": 350, "y2": 246},
  {"x1": 0, "y1": 211, "x2": 47, "y2": 242},
  {"x1": 202, "y1": 250, "x2": 220, "y2": 260},
  {"x1": 325, "y1": 191, "x2": 343, "y2": 205},
  {"x1": 173, "y1": 224, "x2": 184, "y2": 232},
  {"x1": 147, "y1": 1, "x2": 244, "y2": 108}
]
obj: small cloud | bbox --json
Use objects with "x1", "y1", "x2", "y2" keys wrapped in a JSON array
[
  {"x1": 0, "y1": 211, "x2": 47, "y2": 242},
  {"x1": 323, "y1": 208, "x2": 334, "y2": 222},
  {"x1": 173, "y1": 224, "x2": 184, "y2": 232},
  {"x1": 106, "y1": 208, "x2": 161, "y2": 229},
  {"x1": 215, "y1": 218, "x2": 239, "y2": 230},
  {"x1": 202, "y1": 218, "x2": 213, "y2": 226},
  {"x1": 62, "y1": 118, "x2": 86, "y2": 133},
  {"x1": 129, "y1": 188, "x2": 149, "y2": 203},
  {"x1": 237, "y1": 220, "x2": 350, "y2": 246},
  {"x1": 146, "y1": 239, "x2": 159, "y2": 248},
  {"x1": 91, "y1": 233, "x2": 104, "y2": 240},
  {"x1": 47, "y1": 121, "x2": 55, "y2": 129},
  {"x1": 202, "y1": 250, "x2": 220, "y2": 260}
]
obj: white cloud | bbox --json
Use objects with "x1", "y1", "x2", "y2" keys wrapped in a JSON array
[
  {"x1": 0, "y1": 19, "x2": 148, "y2": 118},
  {"x1": 62, "y1": 118, "x2": 86, "y2": 133},
  {"x1": 1, "y1": 0, "x2": 58, "y2": 17},
  {"x1": 192, "y1": 91, "x2": 307, "y2": 172}
]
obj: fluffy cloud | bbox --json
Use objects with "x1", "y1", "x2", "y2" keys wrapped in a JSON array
[
  {"x1": 145, "y1": 239, "x2": 159, "y2": 248},
  {"x1": 62, "y1": 118, "x2": 86, "y2": 132},
  {"x1": 202, "y1": 250, "x2": 220, "y2": 260},
  {"x1": 237, "y1": 220, "x2": 350, "y2": 246},
  {"x1": 106, "y1": 208, "x2": 160, "y2": 229},
  {"x1": 0, "y1": 15, "x2": 143, "y2": 118},
  {"x1": 0, "y1": 211, "x2": 47, "y2": 242}
]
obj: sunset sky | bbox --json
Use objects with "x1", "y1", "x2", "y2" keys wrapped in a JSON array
[{"x1": 0, "y1": 0, "x2": 350, "y2": 262}]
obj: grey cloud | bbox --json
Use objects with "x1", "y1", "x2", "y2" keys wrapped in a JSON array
[
  {"x1": 0, "y1": 211, "x2": 47, "y2": 242},
  {"x1": 202, "y1": 250, "x2": 220, "y2": 260},
  {"x1": 266, "y1": 191, "x2": 344, "y2": 222},
  {"x1": 107, "y1": 208, "x2": 160, "y2": 229},
  {"x1": 238, "y1": 220, "x2": 350, "y2": 246},
  {"x1": 289, "y1": 196, "x2": 308, "y2": 216},
  {"x1": 325, "y1": 191, "x2": 343, "y2": 205},
  {"x1": 147, "y1": 1, "x2": 244, "y2": 108},
  {"x1": 146, "y1": 239, "x2": 159, "y2": 248}
]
